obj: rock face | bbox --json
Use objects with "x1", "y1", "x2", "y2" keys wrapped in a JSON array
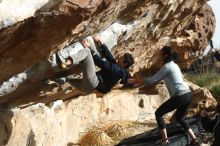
[
  {"x1": 0, "y1": 83, "x2": 217, "y2": 145},
  {"x1": 0, "y1": 0, "x2": 217, "y2": 146},
  {"x1": 0, "y1": 89, "x2": 168, "y2": 146},
  {"x1": 171, "y1": 4, "x2": 216, "y2": 67},
  {"x1": 0, "y1": 0, "x2": 215, "y2": 82}
]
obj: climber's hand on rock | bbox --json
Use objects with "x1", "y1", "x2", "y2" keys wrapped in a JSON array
[
  {"x1": 65, "y1": 57, "x2": 73, "y2": 65},
  {"x1": 60, "y1": 57, "x2": 73, "y2": 69},
  {"x1": 80, "y1": 39, "x2": 90, "y2": 48},
  {"x1": 92, "y1": 35, "x2": 102, "y2": 44}
]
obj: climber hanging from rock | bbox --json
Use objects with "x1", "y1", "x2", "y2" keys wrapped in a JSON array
[
  {"x1": 128, "y1": 46, "x2": 199, "y2": 145},
  {"x1": 44, "y1": 35, "x2": 134, "y2": 94},
  {"x1": 44, "y1": 41, "x2": 99, "y2": 92},
  {"x1": 0, "y1": 22, "x2": 132, "y2": 97}
]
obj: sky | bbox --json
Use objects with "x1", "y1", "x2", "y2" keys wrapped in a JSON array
[{"x1": 208, "y1": 0, "x2": 220, "y2": 48}]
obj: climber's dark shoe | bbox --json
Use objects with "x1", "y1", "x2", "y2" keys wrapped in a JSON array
[{"x1": 55, "y1": 78, "x2": 66, "y2": 86}]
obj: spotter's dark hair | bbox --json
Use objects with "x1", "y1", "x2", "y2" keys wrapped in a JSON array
[{"x1": 162, "y1": 46, "x2": 178, "y2": 63}]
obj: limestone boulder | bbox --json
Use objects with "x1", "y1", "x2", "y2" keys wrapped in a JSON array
[
  {"x1": 0, "y1": 0, "x2": 216, "y2": 83},
  {"x1": 0, "y1": 0, "x2": 217, "y2": 145},
  {"x1": 0, "y1": 80, "x2": 217, "y2": 145},
  {"x1": 0, "y1": 88, "x2": 169, "y2": 145}
]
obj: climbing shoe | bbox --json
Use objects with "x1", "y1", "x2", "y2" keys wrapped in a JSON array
[
  {"x1": 60, "y1": 63, "x2": 67, "y2": 69},
  {"x1": 56, "y1": 78, "x2": 66, "y2": 86},
  {"x1": 43, "y1": 79, "x2": 59, "y2": 87}
]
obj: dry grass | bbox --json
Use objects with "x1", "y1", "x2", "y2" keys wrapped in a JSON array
[
  {"x1": 79, "y1": 128, "x2": 113, "y2": 146},
  {"x1": 79, "y1": 122, "x2": 138, "y2": 146},
  {"x1": 106, "y1": 123, "x2": 132, "y2": 140},
  {"x1": 78, "y1": 117, "x2": 157, "y2": 146}
]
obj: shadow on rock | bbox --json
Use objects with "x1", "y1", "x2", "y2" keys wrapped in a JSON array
[{"x1": 0, "y1": 108, "x2": 13, "y2": 145}]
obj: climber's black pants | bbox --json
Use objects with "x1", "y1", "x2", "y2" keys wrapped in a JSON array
[{"x1": 155, "y1": 92, "x2": 192, "y2": 131}]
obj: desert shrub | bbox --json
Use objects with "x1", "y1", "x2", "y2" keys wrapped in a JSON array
[
  {"x1": 185, "y1": 72, "x2": 220, "y2": 99},
  {"x1": 209, "y1": 84, "x2": 220, "y2": 99},
  {"x1": 185, "y1": 73, "x2": 219, "y2": 87}
]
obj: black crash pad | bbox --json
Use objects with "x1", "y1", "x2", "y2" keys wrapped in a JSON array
[{"x1": 116, "y1": 115, "x2": 203, "y2": 146}]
